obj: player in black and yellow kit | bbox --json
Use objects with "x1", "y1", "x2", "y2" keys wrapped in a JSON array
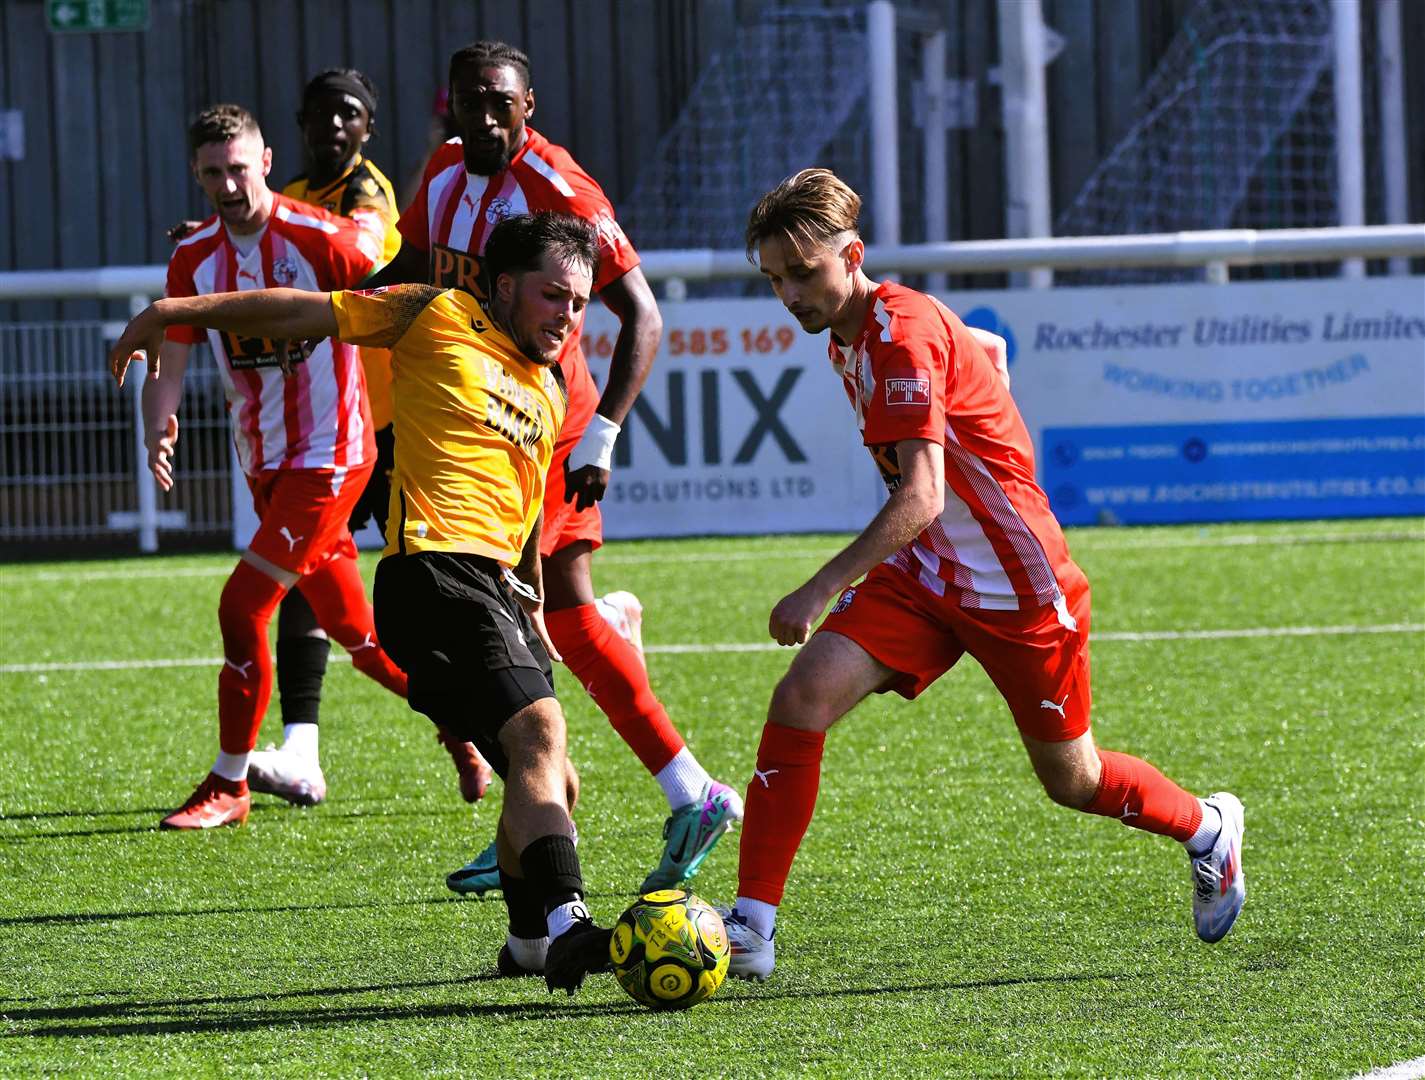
[
  {"x1": 107, "y1": 212, "x2": 616, "y2": 996},
  {"x1": 242, "y1": 69, "x2": 497, "y2": 809}
]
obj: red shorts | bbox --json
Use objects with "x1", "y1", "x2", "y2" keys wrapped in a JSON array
[
  {"x1": 246, "y1": 464, "x2": 372, "y2": 576},
  {"x1": 540, "y1": 345, "x2": 603, "y2": 559},
  {"x1": 817, "y1": 562, "x2": 1093, "y2": 742}
]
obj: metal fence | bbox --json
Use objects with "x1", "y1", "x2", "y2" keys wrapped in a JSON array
[
  {"x1": 0, "y1": 325, "x2": 233, "y2": 553},
  {"x1": 1, "y1": 224, "x2": 1421, "y2": 557}
]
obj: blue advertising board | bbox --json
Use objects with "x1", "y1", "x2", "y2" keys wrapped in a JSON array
[{"x1": 1042, "y1": 415, "x2": 1425, "y2": 525}]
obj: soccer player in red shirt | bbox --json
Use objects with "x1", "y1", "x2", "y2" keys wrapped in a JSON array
[
  {"x1": 117, "y1": 104, "x2": 410, "y2": 829},
  {"x1": 718, "y1": 169, "x2": 1246, "y2": 980},
  {"x1": 373, "y1": 41, "x2": 742, "y2": 896}
]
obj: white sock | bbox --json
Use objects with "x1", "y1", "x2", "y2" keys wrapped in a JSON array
[
  {"x1": 546, "y1": 899, "x2": 591, "y2": 941},
  {"x1": 505, "y1": 932, "x2": 549, "y2": 971},
  {"x1": 211, "y1": 750, "x2": 249, "y2": 782},
  {"x1": 1185, "y1": 799, "x2": 1222, "y2": 856},
  {"x1": 281, "y1": 722, "x2": 319, "y2": 762},
  {"x1": 733, "y1": 896, "x2": 777, "y2": 939},
  {"x1": 655, "y1": 747, "x2": 712, "y2": 809}
]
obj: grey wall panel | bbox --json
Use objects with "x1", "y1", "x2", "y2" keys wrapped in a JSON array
[{"x1": 2, "y1": 0, "x2": 1421, "y2": 317}]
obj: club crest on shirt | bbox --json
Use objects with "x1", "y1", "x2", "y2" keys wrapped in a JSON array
[
  {"x1": 485, "y1": 197, "x2": 514, "y2": 225},
  {"x1": 885, "y1": 374, "x2": 930, "y2": 407},
  {"x1": 271, "y1": 256, "x2": 299, "y2": 285}
]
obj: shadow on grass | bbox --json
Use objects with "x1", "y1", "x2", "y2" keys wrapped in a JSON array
[
  {"x1": 0, "y1": 888, "x2": 635, "y2": 928},
  {"x1": 5, "y1": 971, "x2": 1126, "y2": 1040},
  {"x1": 0, "y1": 808, "x2": 176, "y2": 822},
  {"x1": 0, "y1": 895, "x2": 474, "y2": 928},
  {"x1": 1, "y1": 803, "x2": 473, "y2": 839},
  {"x1": 0, "y1": 803, "x2": 295, "y2": 840},
  {"x1": 6, "y1": 993, "x2": 644, "y2": 1037}
]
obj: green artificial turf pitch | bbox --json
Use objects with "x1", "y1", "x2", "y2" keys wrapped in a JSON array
[{"x1": 1, "y1": 519, "x2": 1422, "y2": 1078}]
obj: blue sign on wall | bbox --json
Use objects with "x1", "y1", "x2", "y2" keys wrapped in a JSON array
[{"x1": 1043, "y1": 416, "x2": 1425, "y2": 525}]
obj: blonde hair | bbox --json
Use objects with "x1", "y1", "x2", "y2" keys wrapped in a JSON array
[{"x1": 745, "y1": 168, "x2": 862, "y2": 260}]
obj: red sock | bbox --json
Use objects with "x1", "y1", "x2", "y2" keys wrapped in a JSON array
[
  {"x1": 299, "y1": 554, "x2": 408, "y2": 698},
  {"x1": 1085, "y1": 749, "x2": 1202, "y2": 841},
  {"x1": 737, "y1": 722, "x2": 826, "y2": 906},
  {"x1": 546, "y1": 603, "x2": 683, "y2": 774},
  {"x1": 216, "y1": 561, "x2": 287, "y2": 754}
]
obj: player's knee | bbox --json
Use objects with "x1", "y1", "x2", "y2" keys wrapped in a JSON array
[
  {"x1": 1037, "y1": 763, "x2": 1099, "y2": 809},
  {"x1": 767, "y1": 670, "x2": 837, "y2": 732},
  {"x1": 500, "y1": 698, "x2": 566, "y2": 770},
  {"x1": 218, "y1": 573, "x2": 269, "y2": 645},
  {"x1": 564, "y1": 757, "x2": 580, "y2": 809}
]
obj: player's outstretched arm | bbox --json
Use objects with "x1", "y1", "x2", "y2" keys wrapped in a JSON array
[
  {"x1": 139, "y1": 341, "x2": 189, "y2": 493},
  {"x1": 563, "y1": 266, "x2": 663, "y2": 510},
  {"x1": 109, "y1": 290, "x2": 339, "y2": 387},
  {"x1": 769, "y1": 438, "x2": 945, "y2": 645}
]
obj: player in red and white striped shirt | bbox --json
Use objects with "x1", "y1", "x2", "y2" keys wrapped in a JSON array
[
  {"x1": 718, "y1": 169, "x2": 1245, "y2": 980},
  {"x1": 373, "y1": 42, "x2": 742, "y2": 900},
  {"x1": 124, "y1": 105, "x2": 409, "y2": 829}
]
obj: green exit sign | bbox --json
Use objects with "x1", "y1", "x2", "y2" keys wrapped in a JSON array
[{"x1": 47, "y1": 0, "x2": 149, "y2": 33}]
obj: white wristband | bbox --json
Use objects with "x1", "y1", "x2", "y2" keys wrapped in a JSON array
[{"x1": 567, "y1": 413, "x2": 621, "y2": 473}]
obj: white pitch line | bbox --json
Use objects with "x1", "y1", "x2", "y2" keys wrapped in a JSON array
[
  {"x1": 1350, "y1": 1055, "x2": 1425, "y2": 1080},
  {"x1": 4, "y1": 529, "x2": 1421, "y2": 583},
  {"x1": 3, "y1": 622, "x2": 1421, "y2": 674}
]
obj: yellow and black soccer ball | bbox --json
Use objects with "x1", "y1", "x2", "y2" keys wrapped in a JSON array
[{"x1": 609, "y1": 889, "x2": 730, "y2": 1010}]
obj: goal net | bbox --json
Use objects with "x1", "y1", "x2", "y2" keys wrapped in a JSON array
[{"x1": 1055, "y1": 0, "x2": 1365, "y2": 281}]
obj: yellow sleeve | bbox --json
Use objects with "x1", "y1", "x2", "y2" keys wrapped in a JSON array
[{"x1": 331, "y1": 285, "x2": 444, "y2": 349}]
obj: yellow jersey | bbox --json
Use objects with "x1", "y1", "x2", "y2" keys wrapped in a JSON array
[
  {"x1": 330, "y1": 285, "x2": 568, "y2": 565},
  {"x1": 284, "y1": 156, "x2": 401, "y2": 428}
]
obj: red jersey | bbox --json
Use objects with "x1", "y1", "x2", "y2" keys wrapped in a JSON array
[
  {"x1": 165, "y1": 194, "x2": 380, "y2": 476},
  {"x1": 399, "y1": 129, "x2": 639, "y2": 295},
  {"x1": 832, "y1": 281, "x2": 1078, "y2": 611},
  {"x1": 398, "y1": 130, "x2": 639, "y2": 434}
]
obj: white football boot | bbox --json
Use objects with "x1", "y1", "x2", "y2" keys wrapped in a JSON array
[
  {"x1": 595, "y1": 590, "x2": 645, "y2": 659},
  {"x1": 246, "y1": 745, "x2": 327, "y2": 806},
  {"x1": 718, "y1": 908, "x2": 776, "y2": 982},
  {"x1": 1190, "y1": 792, "x2": 1245, "y2": 943}
]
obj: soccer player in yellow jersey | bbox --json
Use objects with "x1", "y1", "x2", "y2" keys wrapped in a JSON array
[
  {"x1": 243, "y1": 68, "x2": 498, "y2": 811},
  {"x1": 109, "y1": 213, "x2": 616, "y2": 995}
]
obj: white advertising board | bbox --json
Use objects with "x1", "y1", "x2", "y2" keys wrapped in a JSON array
[
  {"x1": 581, "y1": 300, "x2": 884, "y2": 539},
  {"x1": 942, "y1": 276, "x2": 1425, "y2": 525},
  {"x1": 232, "y1": 276, "x2": 1425, "y2": 549}
]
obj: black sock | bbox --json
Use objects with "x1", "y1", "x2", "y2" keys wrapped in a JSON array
[
  {"x1": 519, "y1": 834, "x2": 584, "y2": 915},
  {"x1": 276, "y1": 590, "x2": 329, "y2": 727},
  {"x1": 499, "y1": 867, "x2": 549, "y2": 939}
]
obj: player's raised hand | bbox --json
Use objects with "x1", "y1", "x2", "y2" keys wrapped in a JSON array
[
  {"x1": 562, "y1": 463, "x2": 610, "y2": 511},
  {"x1": 769, "y1": 581, "x2": 832, "y2": 646},
  {"x1": 148, "y1": 414, "x2": 180, "y2": 492},
  {"x1": 564, "y1": 413, "x2": 620, "y2": 509},
  {"x1": 109, "y1": 304, "x2": 168, "y2": 388}
]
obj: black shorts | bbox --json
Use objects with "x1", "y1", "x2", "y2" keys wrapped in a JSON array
[
  {"x1": 373, "y1": 551, "x2": 555, "y2": 779},
  {"x1": 347, "y1": 424, "x2": 395, "y2": 538}
]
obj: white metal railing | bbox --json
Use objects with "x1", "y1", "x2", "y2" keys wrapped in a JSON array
[
  {"x1": 0, "y1": 226, "x2": 1421, "y2": 300},
  {"x1": 1, "y1": 226, "x2": 1422, "y2": 553}
]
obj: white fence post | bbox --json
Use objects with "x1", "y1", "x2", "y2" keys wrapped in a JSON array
[
  {"x1": 127, "y1": 292, "x2": 158, "y2": 553},
  {"x1": 867, "y1": 1, "x2": 901, "y2": 259},
  {"x1": 1376, "y1": 0, "x2": 1409, "y2": 277},
  {"x1": 922, "y1": 29, "x2": 949, "y2": 295},
  {"x1": 1332, "y1": 0, "x2": 1365, "y2": 279}
]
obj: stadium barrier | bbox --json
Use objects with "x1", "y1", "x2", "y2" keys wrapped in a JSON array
[{"x1": 1, "y1": 225, "x2": 1422, "y2": 552}]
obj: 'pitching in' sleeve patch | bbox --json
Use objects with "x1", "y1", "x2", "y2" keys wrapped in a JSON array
[{"x1": 885, "y1": 372, "x2": 932, "y2": 407}]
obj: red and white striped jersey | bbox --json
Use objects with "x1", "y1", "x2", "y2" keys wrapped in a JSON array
[
  {"x1": 399, "y1": 128, "x2": 639, "y2": 295},
  {"x1": 832, "y1": 281, "x2": 1078, "y2": 611},
  {"x1": 165, "y1": 194, "x2": 380, "y2": 476}
]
